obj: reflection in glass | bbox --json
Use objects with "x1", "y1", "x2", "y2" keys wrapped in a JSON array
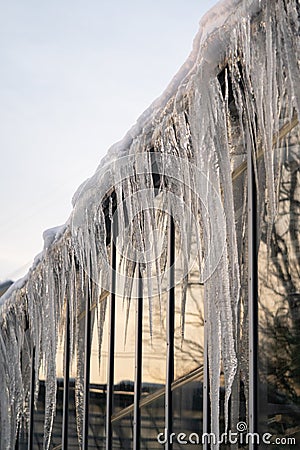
[
  {"x1": 142, "y1": 293, "x2": 166, "y2": 394},
  {"x1": 31, "y1": 378, "x2": 45, "y2": 447},
  {"x1": 112, "y1": 413, "x2": 134, "y2": 449},
  {"x1": 173, "y1": 379, "x2": 203, "y2": 450},
  {"x1": 88, "y1": 298, "x2": 109, "y2": 449},
  {"x1": 174, "y1": 273, "x2": 204, "y2": 380},
  {"x1": 113, "y1": 294, "x2": 135, "y2": 413},
  {"x1": 141, "y1": 396, "x2": 165, "y2": 449},
  {"x1": 258, "y1": 125, "x2": 300, "y2": 445}
]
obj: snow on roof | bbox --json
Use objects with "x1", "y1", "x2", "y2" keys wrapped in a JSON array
[{"x1": 1, "y1": 0, "x2": 262, "y2": 307}]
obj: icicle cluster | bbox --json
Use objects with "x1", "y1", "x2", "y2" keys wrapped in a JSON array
[{"x1": 0, "y1": 0, "x2": 299, "y2": 448}]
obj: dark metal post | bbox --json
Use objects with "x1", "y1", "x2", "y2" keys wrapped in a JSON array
[
  {"x1": 62, "y1": 301, "x2": 70, "y2": 450},
  {"x1": 106, "y1": 217, "x2": 117, "y2": 450},
  {"x1": 83, "y1": 275, "x2": 92, "y2": 448},
  {"x1": 28, "y1": 345, "x2": 35, "y2": 450},
  {"x1": 248, "y1": 145, "x2": 258, "y2": 448},
  {"x1": 203, "y1": 298, "x2": 209, "y2": 450},
  {"x1": 15, "y1": 425, "x2": 19, "y2": 450},
  {"x1": 133, "y1": 266, "x2": 143, "y2": 450},
  {"x1": 165, "y1": 216, "x2": 175, "y2": 449}
]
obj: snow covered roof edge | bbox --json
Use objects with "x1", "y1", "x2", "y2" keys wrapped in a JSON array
[{"x1": 89, "y1": 0, "x2": 261, "y2": 175}]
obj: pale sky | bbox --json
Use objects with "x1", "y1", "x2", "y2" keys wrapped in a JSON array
[{"x1": 0, "y1": 0, "x2": 219, "y2": 282}]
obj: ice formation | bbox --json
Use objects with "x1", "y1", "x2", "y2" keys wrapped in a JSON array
[{"x1": 0, "y1": 0, "x2": 299, "y2": 448}]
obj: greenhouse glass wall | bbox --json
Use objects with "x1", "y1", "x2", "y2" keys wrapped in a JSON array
[{"x1": 0, "y1": 0, "x2": 299, "y2": 449}]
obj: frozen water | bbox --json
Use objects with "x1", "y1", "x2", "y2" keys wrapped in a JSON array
[{"x1": 0, "y1": 0, "x2": 299, "y2": 448}]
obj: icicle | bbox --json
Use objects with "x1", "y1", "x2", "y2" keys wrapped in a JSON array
[
  {"x1": 206, "y1": 281, "x2": 221, "y2": 450},
  {"x1": 97, "y1": 295, "x2": 108, "y2": 370},
  {"x1": 74, "y1": 273, "x2": 87, "y2": 446}
]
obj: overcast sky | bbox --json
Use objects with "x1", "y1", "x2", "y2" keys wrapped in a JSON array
[{"x1": 0, "y1": 0, "x2": 219, "y2": 282}]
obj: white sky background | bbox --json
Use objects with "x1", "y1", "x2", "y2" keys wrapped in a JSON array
[{"x1": 0, "y1": 0, "x2": 219, "y2": 282}]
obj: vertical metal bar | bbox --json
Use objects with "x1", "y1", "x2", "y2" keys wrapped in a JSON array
[
  {"x1": 133, "y1": 266, "x2": 143, "y2": 450},
  {"x1": 106, "y1": 217, "x2": 117, "y2": 450},
  {"x1": 28, "y1": 345, "x2": 35, "y2": 450},
  {"x1": 83, "y1": 274, "x2": 92, "y2": 448},
  {"x1": 165, "y1": 216, "x2": 175, "y2": 450},
  {"x1": 15, "y1": 425, "x2": 19, "y2": 450},
  {"x1": 62, "y1": 301, "x2": 70, "y2": 450},
  {"x1": 203, "y1": 298, "x2": 209, "y2": 450},
  {"x1": 248, "y1": 146, "x2": 258, "y2": 448}
]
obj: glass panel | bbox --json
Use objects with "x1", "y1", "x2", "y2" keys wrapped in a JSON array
[
  {"x1": 52, "y1": 379, "x2": 64, "y2": 447},
  {"x1": 172, "y1": 206, "x2": 205, "y2": 381},
  {"x1": 142, "y1": 292, "x2": 166, "y2": 395},
  {"x1": 173, "y1": 378, "x2": 204, "y2": 449},
  {"x1": 32, "y1": 377, "x2": 45, "y2": 447},
  {"x1": 141, "y1": 395, "x2": 165, "y2": 449},
  {"x1": 113, "y1": 294, "x2": 135, "y2": 413},
  {"x1": 16, "y1": 428, "x2": 27, "y2": 450},
  {"x1": 174, "y1": 271, "x2": 204, "y2": 380},
  {"x1": 88, "y1": 297, "x2": 109, "y2": 449},
  {"x1": 258, "y1": 124, "x2": 300, "y2": 445},
  {"x1": 112, "y1": 413, "x2": 134, "y2": 449},
  {"x1": 67, "y1": 379, "x2": 79, "y2": 449}
]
